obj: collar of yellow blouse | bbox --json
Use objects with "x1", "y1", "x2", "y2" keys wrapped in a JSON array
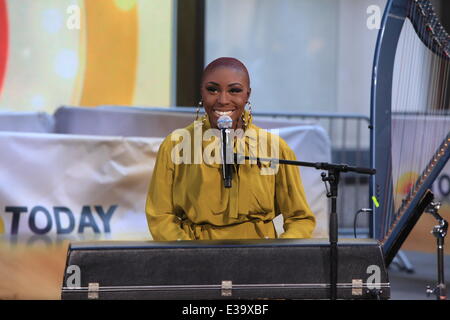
[{"x1": 192, "y1": 110, "x2": 276, "y2": 169}]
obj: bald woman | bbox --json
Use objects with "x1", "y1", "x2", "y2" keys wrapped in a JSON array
[{"x1": 145, "y1": 57, "x2": 316, "y2": 240}]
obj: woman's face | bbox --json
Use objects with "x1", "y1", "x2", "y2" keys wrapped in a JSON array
[{"x1": 200, "y1": 66, "x2": 251, "y2": 129}]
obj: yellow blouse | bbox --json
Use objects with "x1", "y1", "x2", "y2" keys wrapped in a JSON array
[{"x1": 145, "y1": 112, "x2": 316, "y2": 240}]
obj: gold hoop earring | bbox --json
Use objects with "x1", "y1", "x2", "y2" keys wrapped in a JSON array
[
  {"x1": 241, "y1": 113, "x2": 247, "y2": 131},
  {"x1": 241, "y1": 101, "x2": 252, "y2": 131},
  {"x1": 196, "y1": 100, "x2": 203, "y2": 120},
  {"x1": 243, "y1": 101, "x2": 252, "y2": 129}
]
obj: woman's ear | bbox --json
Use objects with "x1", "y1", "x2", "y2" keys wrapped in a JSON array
[{"x1": 247, "y1": 87, "x2": 252, "y2": 100}]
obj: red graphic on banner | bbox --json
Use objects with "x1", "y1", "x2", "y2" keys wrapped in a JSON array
[{"x1": 0, "y1": 0, "x2": 8, "y2": 95}]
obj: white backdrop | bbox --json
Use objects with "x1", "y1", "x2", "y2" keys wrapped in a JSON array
[{"x1": 205, "y1": 0, "x2": 339, "y2": 113}]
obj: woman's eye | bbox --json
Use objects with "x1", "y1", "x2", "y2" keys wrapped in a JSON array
[
  {"x1": 230, "y1": 88, "x2": 243, "y2": 93},
  {"x1": 206, "y1": 86, "x2": 218, "y2": 93}
]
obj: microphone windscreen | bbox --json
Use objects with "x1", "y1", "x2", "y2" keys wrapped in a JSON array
[{"x1": 217, "y1": 115, "x2": 233, "y2": 129}]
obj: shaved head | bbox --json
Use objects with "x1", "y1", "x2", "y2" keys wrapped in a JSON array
[{"x1": 202, "y1": 57, "x2": 250, "y2": 87}]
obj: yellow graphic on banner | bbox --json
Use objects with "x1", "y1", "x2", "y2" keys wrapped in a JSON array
[
  {"x1": 396, "y1": 171, "x2": 419, "y2": 195},
  {"x1": 79, "y1": 0, "x2": 138, "y2": 106},
  {"x1": 114, "y1": 0, "x2": 137, "y2": 11},
  {"x1": 394, "y1": 171, "x2": 420, "y2": 210},
  {"x1": 0, "y1": 0, "x2": 173, "y2": 112},
  {"x1": 0, "y1": 216, "x2": 4, "y2": 234}
]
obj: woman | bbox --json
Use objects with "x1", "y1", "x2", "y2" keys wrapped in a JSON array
[{"x1": 146, "y1": 57, "x2": 315, "y2": 240}]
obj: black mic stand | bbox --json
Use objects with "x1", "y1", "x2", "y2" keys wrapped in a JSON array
[
  {"x1": 221, "y1": 128, "x2": 233, "y2": 188},
  {"x1": 425, "y1": 201, "x2": 448, "y2": 300},
  {"x1": 235, "y1": 153, "x2": 376, "y2": 300}
]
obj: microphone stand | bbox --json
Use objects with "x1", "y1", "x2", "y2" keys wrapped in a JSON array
[
  {"x1": 221, "y1": 128, "x2": 233, "y2": 188},
  {"x1": 235, "y1": 153, "x2": 376, "y2": 300},
  {"x1": 425, "y1": 201, "x2": 448, "y2": 300}
]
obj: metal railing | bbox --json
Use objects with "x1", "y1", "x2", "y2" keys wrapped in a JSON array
[{"x1": 250, "y1": 110, "x2": 372, "y2": 236}]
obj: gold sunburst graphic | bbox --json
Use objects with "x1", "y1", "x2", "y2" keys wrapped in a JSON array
[
  {"x1": 0, "y1": 216, "x2": 4, "y2": 234},
  {"x1": 394, "y1": 171, "x2": 420, "y2": 210},
  {"x1": 395, "y1": 171, "x2": 419, "y2": 195}
]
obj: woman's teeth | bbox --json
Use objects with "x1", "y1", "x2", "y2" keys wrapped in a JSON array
[{"x1": 214, "y1": 110, "x2": 233, "y2": 117}]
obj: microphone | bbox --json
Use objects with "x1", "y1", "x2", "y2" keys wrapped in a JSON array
[{"x1": 217, "y1": 115, "x2": 233, "y2": 188}]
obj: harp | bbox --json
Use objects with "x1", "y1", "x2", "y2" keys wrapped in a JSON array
[{"x1": 371, "y1": 0, "x2": 450, "y2": 265}]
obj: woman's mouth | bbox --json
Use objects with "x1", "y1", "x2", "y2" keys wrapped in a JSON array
[{"x1": 213, "y1": 109, "x2": 235, "y2": 117}]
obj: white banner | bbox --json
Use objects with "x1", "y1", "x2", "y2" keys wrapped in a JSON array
[
  {"x1": 0, "y1": 125, "x2": 330, "y2": 244},
  {"x1": 0, "y1": 132, "x2": 160, "y2": 244}
]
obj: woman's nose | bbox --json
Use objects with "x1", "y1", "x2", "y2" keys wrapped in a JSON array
[{"x1": 217, "y1": 91, "x2": 230, "y2": 105}]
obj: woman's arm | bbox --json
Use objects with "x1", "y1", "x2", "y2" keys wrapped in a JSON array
[
  {"x1": 275, "y1": 141, "x2": 316, "y2": 239},
  {"x1": 145, "y1": 137, "x2": 191, "y2": 240}
]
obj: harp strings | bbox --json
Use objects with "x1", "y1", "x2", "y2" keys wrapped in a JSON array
[
  {"x1": 419, "y1": 0, "x2": 431, "y2": 198},
  {"x1": 386, "y1": 12, "x2": 416, "y2": 237},
  {"x1": 382, "y1": 0, "x2": 450, "y2": 241}
]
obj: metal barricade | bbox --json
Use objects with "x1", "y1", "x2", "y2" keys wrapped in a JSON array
[{"x1": 249, "y1": 110, "x2": 372, "y2": 237}]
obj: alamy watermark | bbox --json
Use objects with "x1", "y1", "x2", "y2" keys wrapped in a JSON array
[
  {"x1": 170, "y1": 122, "x2": 281, "y2": 175},
  {"x1": 66, "y1": 264, "x2": 81, "y2": 289},
  {"x1": 66, "y1": 5, "x2": 81, "y2": 30},
  {"x1": 366, "y1": 264, "x2": 381, "y2": 289},
  {"x1": 367, "y1": 5, "x2": 381, "y2": 30}
]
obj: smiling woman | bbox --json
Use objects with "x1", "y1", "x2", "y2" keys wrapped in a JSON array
[{"x1": 145, "y1": 57, "x2": 316, "y2": 241}]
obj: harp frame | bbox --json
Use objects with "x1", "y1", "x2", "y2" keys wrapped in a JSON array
[{"x1": 370, "y1": 0, "x2": 450, "y2": 260}]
